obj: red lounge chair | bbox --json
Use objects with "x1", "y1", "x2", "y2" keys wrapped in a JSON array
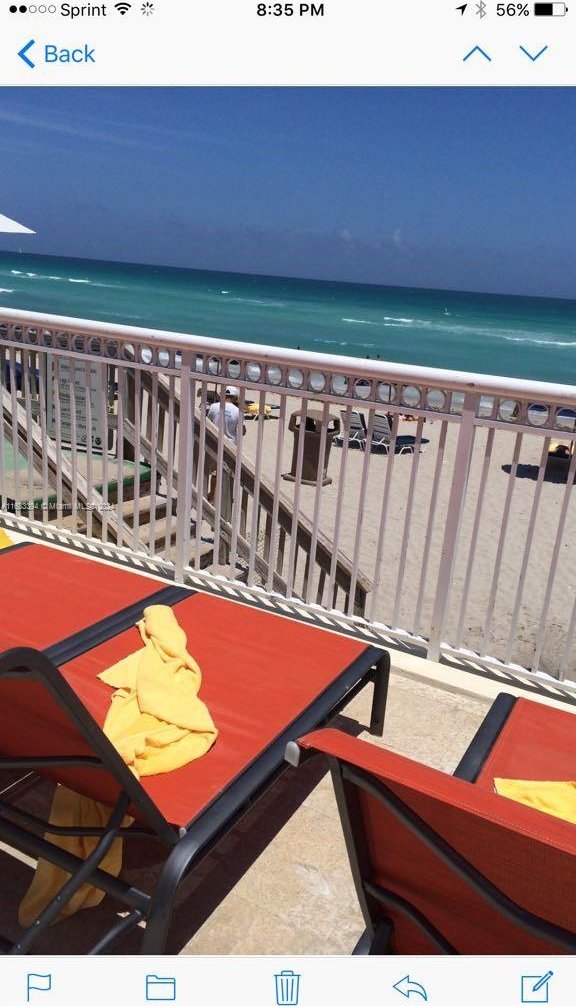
[
  {"x1": 0, "y1": 541, "x2": 390, "y2": 954},
  {"x1": 289, "y1": 693, "x2": 576, "y2": 954}
]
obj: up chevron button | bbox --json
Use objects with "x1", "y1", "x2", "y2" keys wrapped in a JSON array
[
  {"x1": 519, "y1": 44, "x2": 549, "y2": 61},
  {"x1": 463, "y1": 45, "x2": 492, "y2": 62}
]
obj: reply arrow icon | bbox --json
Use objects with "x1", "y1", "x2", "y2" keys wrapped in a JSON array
[{"x1": 393, "y1": 975, "x2": 428, "y2": 1000}]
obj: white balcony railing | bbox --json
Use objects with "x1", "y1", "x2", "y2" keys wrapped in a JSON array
[{"x1": 2, "y1": 307, "x2": 576, "y2": 686}]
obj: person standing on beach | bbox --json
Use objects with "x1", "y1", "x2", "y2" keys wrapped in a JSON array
[
  {"x1": 207, "y1": 386, "x2": 244, "y2": 442},
  {"x1": 206, "y1": 387, "x2": 245, "y2": 506}
]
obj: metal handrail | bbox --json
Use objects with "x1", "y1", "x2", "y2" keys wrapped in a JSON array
[
  {"x1": 2, "y1": 306, "x2": 576, "y2": 680},
  {"x1": 2, "y1": 306, "x2": 576, "y2": 405}
]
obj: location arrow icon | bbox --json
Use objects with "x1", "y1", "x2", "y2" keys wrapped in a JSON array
[
  {"x1": 456, "y1": 4, "x2": 468, "y2": 12},
  {"x1": 393, "y1": 975, "x2": 428, "y2": 1000}
]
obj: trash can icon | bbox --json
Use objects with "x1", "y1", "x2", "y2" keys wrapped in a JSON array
[{"x1": 275, "y1": 970, "x2": 301, "y2": 1006}]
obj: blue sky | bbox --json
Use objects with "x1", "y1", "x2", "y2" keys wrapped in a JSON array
[{"x1": 0, "y1": 87, "x2": 574, "y2": 297}]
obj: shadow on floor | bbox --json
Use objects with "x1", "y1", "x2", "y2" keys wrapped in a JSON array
[{"x1": 502, "y1": 460, "x2": 571, "y2": 484}]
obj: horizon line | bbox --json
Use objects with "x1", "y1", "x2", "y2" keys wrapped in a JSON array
[{"x1": 0, "y1": 245, "x2": 574, "y2": 305}]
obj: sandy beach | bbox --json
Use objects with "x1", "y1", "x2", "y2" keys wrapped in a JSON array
[
  {"x1": 237, "y1": 399, "x2": 576, "y2": 680},
  {"x1": 3, "y1": 375, "x2": 573, "y2": 679}
]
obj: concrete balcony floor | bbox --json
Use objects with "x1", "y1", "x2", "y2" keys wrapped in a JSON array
[{"x1": 182, "y1": 673, "x2": 488, "y2": 955}]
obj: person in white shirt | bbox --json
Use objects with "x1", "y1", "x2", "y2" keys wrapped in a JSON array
[
  {"x1": 207, "y1": 386, "x2": 243, "y2": 441},
  {"x1": 205, "y1": 387, "x2": 245, "y2": 506}
]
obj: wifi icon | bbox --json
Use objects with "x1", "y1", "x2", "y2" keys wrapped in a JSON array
[{"x1": 115, "y1": 1, "x2": 131, "y2": 12}]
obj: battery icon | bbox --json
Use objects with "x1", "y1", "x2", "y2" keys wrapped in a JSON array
[{"x1": 534, "y1": 2, "x2": 568, "y2": 13}]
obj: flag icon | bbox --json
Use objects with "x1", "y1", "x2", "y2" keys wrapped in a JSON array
[{"x1": 26, "y1": 973, "x2": 52, "y2": 1002}]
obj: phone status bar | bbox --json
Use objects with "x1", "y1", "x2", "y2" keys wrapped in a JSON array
[
  {"x1": 7, "y1": 2, "x2": 157, "y2": 15},
  {"x1": 0, "y1": 0, "x2": 574, "y2": 84}
]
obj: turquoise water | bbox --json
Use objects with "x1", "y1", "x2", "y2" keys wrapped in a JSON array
[{"x1": 1, "y1": 252, "x2": 576, "y2": 384}]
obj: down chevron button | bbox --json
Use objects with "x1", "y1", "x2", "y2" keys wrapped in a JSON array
[{"x1": 519, "y1": 44, "x2": 549, "y2": 61}]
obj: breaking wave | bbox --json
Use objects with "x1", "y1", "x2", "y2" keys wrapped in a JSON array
[
  {"x1": 227, "y1": 296, "x2": 286, "y2": 308},
  {"x1": 498, "y1": 334, "x2": 576, "y2": 348},
  {"x1": 341, "y1": 317, "x2": 379, "y2": 326}
]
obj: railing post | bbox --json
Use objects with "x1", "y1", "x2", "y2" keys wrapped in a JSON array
[
  {"x1": 174, "y1": 356, "x2": 193, "y2": 583},
  {"x1": 123, "y1": 370, "x2": 136, "y2": 463},
  {"x1": 427, "y1": 391, "x2": 479, "y2": 662},
  {"x1": 354, "y1": 584, "x2": 367, "y2": 619}
]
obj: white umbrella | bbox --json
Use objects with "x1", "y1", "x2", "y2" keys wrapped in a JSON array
[{"x1": 0, "y1": 212, "x2": 35, "y2": 234}]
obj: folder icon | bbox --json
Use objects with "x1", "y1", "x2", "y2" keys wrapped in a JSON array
[{"x1": 145, "y1": 975, "x2": 177, "y2": 1001}]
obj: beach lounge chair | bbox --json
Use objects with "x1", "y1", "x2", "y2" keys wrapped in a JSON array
[
  {"x1": 547, "y1": 440, "x2": 575, "y2": 464},
  {"x1": 367, "y1": 413, "x2": 421, "y2": 455},
  {"x1": 244, "y1": 401, "x2": 272, "y2": 419},
  {"x1": 288, "y1": 693, "x2": 576, "y2": 953},
  {"x1": 0, "y1": 540, "x2": 390, "y2": 954},
  {"x1": 334, "y1": 410, "x2": 367, "y2": 450}
]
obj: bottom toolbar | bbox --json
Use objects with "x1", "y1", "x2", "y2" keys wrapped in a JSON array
[{"x1": 1, "y1": 957, "x2": 573, "y2": 1006}]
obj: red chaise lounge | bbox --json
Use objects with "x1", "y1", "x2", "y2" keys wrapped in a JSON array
[
  {"x1": 289, "y1": 693, "x2": 576, "y2": 954},
  {"x1": 0, "y1": 541, "x2": 390, "y2": 954}
]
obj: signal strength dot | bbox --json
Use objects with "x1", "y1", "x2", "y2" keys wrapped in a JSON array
[{"x1": 115, "y1": 1, "x2": 131, "y2": 12}]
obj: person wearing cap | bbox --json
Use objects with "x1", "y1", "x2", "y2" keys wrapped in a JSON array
[
  {"x1": 207, "y1": 386, "x2": 245, "y2": 442},
  {"x1": 205, "y1": 387, "x2": 246, "y2": 507},
  {"x1": 207, "y1": 384, "x2": 245, "y2": 440}
]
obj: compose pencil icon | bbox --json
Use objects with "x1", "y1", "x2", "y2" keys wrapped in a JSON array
[{"x1": 521, "y1": 971, "x2": 553, "y2": 1004}]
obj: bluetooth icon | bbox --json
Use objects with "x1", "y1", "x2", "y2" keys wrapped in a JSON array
[{"x1": 476, "y1": 0, "x2": 487, "y2": 15}]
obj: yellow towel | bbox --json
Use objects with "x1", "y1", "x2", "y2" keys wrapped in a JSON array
[
  {"x1": 17, "y1": 787, "x2": 126, "y2": 924},
  {"x1": 19, "y1": 605, "x2": 217, "y2": 926},
  {"x1": 98, "y1": 604, "x2": 217, "y2": 776},
  {"x1": 245, "y1": 402, "x2": 271, "y2": 416},
  {"x1": 495, "y1": 778, "x2": 576, "y2": 825},
  {"x1": 0, "y1": 528, "x2": 12, "y2": 550}
]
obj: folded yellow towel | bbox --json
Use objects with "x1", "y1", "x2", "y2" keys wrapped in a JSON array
[
  {"x1": 495, "y1": 778, "x2": 576, "y2": 825},
  {"x1": 19, "y1": 604, "x2": 217, "y2": 926},
  {"x1": 0, "y1": 529, "x2": 12, "y2": 550}
]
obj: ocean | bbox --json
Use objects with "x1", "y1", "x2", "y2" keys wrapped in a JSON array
[{"x1": 1, "y1": 251, "x2": 575, "y2": 385}]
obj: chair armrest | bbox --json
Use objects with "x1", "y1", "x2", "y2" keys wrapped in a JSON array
[{"x1": 453, "y1": 693, "x2": 517, "y2": 782}]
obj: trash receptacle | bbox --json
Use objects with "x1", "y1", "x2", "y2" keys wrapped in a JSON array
[
  {"x1": 282, "y1": 409, "x2": 340, "y2": 486},
  {"x1": 275, "y1": 971, "x2": 301, "y2": 1006}
]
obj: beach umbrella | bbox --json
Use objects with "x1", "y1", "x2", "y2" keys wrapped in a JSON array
[{"x1": 0, "y1": 212, "x2": 35, "y2": 234}]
